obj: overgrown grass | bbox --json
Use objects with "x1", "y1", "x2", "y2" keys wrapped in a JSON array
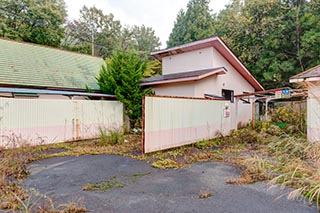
[
  {"x1": 0, "y1": 134, "x2": 141, "y2": 210},
  {"x1": 1, "y1": 121, "x2": 319, "y2": 210},
  {"x1": 99, "y1": 126, "x2": 124, "y2": 145}
]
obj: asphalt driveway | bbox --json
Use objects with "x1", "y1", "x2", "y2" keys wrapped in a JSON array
[{"x1": 25, "y1": 155, "x2": 317, "y2": 213}]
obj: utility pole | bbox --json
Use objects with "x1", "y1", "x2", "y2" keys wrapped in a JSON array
[{"x1": 91, "y1": 31, "x2": 94, "y2": 56}]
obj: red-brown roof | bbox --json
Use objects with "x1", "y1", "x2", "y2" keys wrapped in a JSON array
[
  {"x1": 151, "y1": 36, "x2": 264, "y2": 91},
  {"x1": 139, "y1": 67, "x2": 227, "y2": 86}
]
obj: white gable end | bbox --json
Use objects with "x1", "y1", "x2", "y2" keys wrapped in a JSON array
[{"x1": 162, "y1": 47, "x2": 214, "y2": 75}]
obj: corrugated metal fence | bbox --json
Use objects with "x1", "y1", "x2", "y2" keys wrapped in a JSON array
[
  {"x1": 0, "y1": 98, "x2": 123, "y2": 148},
  {"x1": 143, "y1": 96, "x2": 232, "y2": 153},
  {"x1": 308, "y1": 86, "x2": 320, "y2": 142}
]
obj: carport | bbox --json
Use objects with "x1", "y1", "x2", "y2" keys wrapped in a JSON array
[{"x1": 234, "y1": 87, "x2": 308, "y2": 129}]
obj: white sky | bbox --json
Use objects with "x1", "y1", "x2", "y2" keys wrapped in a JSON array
[{"x1": 64, "y1": 0, "x2": 231, "y2": 48}]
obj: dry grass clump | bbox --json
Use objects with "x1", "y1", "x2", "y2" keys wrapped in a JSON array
[
  {"x1": 268, "y1": 141, "x2": 320, "y2": 208},
  {"x1": 226, "y1": 154, "x2": 272, "y2": 184},
  {"x1": 199, "y1": 190, "x2": 212, "y2": 199},
  {"x1": 0, "y1": 144, "x2": 34, "y2": 210}
]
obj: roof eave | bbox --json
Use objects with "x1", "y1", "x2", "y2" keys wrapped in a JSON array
[
  {"x1": 290, "y1": 77, "x2": 320, "y2": 83},
  {"x1": 151, "y1": 36, "x2": 219, "y2": 61},
  {"x1": 140, "y1": 68, "x2": 227, "y2": 86}
]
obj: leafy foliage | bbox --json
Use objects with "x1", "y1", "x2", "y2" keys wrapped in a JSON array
[
  {"x1": 214, "y1": 0, "x2": 320, "y2": 88},
  {"x1": 167, "y1": 0, "x2": 215, "y2": 47},
  {"x1": 131, "y1": 25, "x2": 161, "y2": 60},
  {"x1": 144, "y1": 60, "x2": 162, "y2": 77},
  {"x1": 63, "y1": 6, "x2": 161, "y2": 59},
  {"x1": 0, "y1": 0, "x2": 67, "y2": 47},
  {"x1": 97, "y1": 51, "x2": 152, "y2": 128},
  {"x1": 63, "y1": 6, "x2": 122, "y2": 58}
]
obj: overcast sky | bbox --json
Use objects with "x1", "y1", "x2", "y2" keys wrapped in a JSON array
[{"x1": 64, "y1": 0, "x2": 230, "y2": 48}]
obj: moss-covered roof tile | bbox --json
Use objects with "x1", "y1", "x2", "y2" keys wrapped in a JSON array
[{"x1": 0, "y1": 38, "x2": 104, "y2": 90}]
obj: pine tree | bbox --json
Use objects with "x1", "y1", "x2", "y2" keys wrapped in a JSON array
[
  {"x1": 167, "y1": 0, "x2": 215, "y2": 47},
  {"x1": 97, "y1": 52, "x2": 152, "y2": 128}
]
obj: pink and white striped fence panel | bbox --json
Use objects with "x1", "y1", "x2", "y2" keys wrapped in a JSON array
[
  {"x1": 143, "y1": 96, "x2": 232, "y2": 153},
  {"x1": 0, "y1": 98, "x2": 123, "y2": 148}
]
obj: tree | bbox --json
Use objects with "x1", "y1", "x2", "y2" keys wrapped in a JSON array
[
  {"x1": 167, "y1": 0, "x2": 215, "y2": 47},
  {"x1": 112, "y1": 25, "x2": 162, "y2": 60},
  {"x1": 64, "y1": 6, "x2": 161, "y2": 60},
  {"x1": 214, "y1": 0, "x2": 320, "y2": 88},
  {"x1": 131, "y1": 25, "x2": 161, "y2": 60},
  {"x1": 97, "y1": 51, "x2": 152, "y2": 128},
  {"x1": 63, "y1": 6, "x2": 122, "y2": 57},
  {"x1": 0, "y1": 0, "x2": 67, "y2": 47},
  {"x1": 144, "y1": 60, "x2": 162, "y2": 77}
]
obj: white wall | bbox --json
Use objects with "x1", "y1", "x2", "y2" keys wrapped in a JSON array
[
  {"x1": 0, "y1": 98, "x2": 123, "y2": 148},
  {"x1": 156, "y1": 47, "x2": 255, "y2": 128},
  {"x1": 162, "y1": 47, "x2": 214, "y2": 74},
  {"x1": 152, "y1": 81, "x2": 195, "y2": 97}
]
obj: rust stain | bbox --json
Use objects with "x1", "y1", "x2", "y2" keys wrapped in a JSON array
[
  {"x1": 75, "y1": 118, "x2": 80, "y2": 140},
  {"x1": 142, "y1": 95, "x2": 145, "y2": 154}
]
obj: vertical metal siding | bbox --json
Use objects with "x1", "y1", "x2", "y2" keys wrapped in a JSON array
[
  {"x1": 308, "y1": 86, "x2": 320, "y2": 142},
  {"x1": 143, "y1": 96, "x2": 232, "y2": 153},
  {"x1": 0, "y1": 98, "x2": 123, "y2": 148}
]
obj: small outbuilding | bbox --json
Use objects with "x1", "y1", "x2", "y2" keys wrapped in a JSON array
[
  {"x1": 290, "y1": 65, "x2": 320, "y2": 142},
  {"x1": 0, "y1": 38, "x2": 113, "y2": 100},
  {"x1": 0, "y1": 38, "x2": 122, "y2": 148}
]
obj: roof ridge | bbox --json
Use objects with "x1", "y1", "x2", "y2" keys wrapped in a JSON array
[
  {"x1": 0, "y1": 37, "x2": 103, "y2": 59},
  {"x1": 151, "y1": 36, "x2": 219, "y2": 56}
]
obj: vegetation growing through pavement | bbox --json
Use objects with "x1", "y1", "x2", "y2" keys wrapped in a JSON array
[
  {"x1": 83, "y1": 172, "x2": 151, "y2": 192},
  {"x1": 1, "y1": 110, "x2": 319, "y2": 210}
]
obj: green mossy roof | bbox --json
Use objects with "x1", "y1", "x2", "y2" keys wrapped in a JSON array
[{"x1": 0, "y1": 38, "x2": 104, "y2": 90}]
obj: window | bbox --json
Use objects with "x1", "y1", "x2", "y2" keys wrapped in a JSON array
[{"x1": 222, "y1": 89, "x2": 234, "y2": 103}]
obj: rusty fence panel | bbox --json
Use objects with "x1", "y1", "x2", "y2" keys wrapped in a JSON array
[
  {"x1": 0, "y1": 98, "x2": 123, "y2": 148},
  {"x1": 143, "y1": 96, "x2": 232, "y2": 153}
]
